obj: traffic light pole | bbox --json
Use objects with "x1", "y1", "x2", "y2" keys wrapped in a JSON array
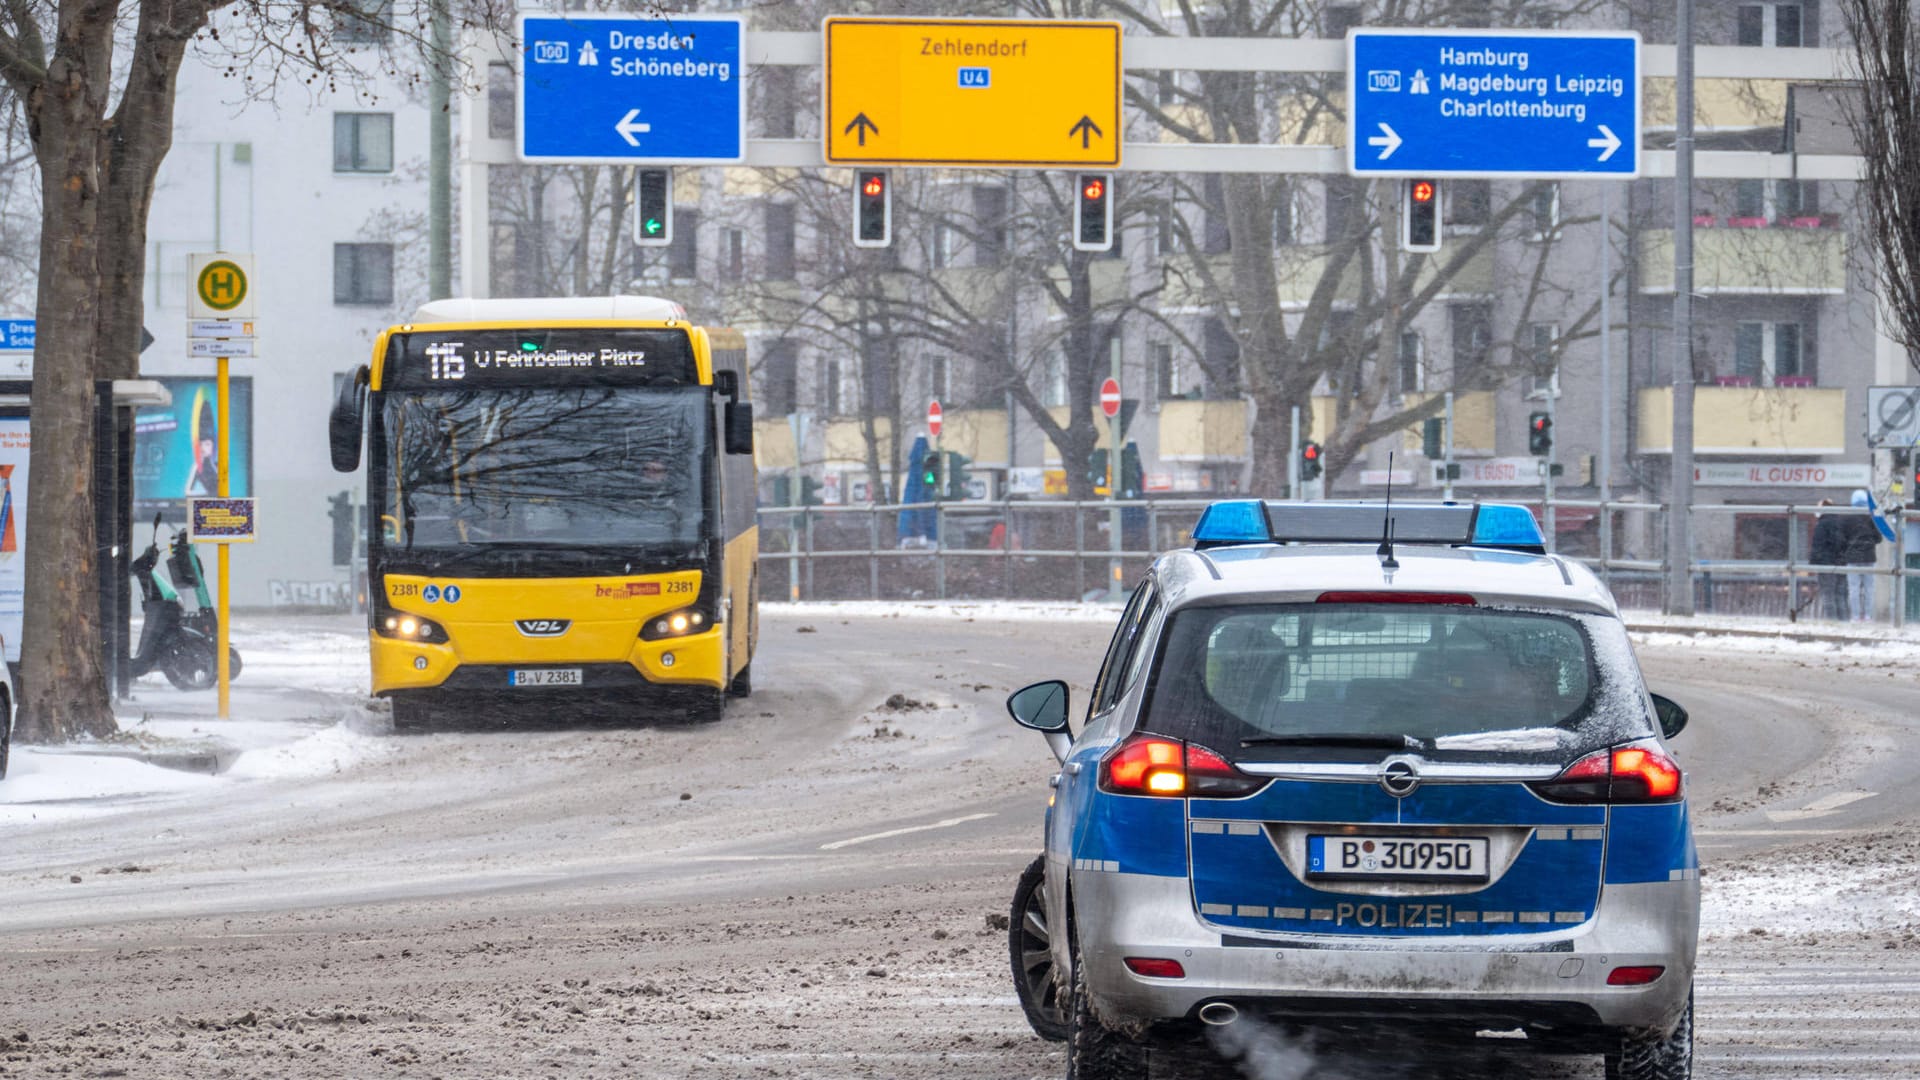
[
  {"x1": 934, "y1": 430, "x2": 946, "y2": 599},
  {"x1": 1443, "y1": 392, "x2": 1456, "y2": 502},
  {"x1": 1544, "y1": 376, "x2": 1558, "y2": 552},
  {"x1": 1108, "y1": 339, "x2": 1123, "y2": 602},
  {"x1": 1289, "y1": 405, "x2": 1301, "y2": 501}
]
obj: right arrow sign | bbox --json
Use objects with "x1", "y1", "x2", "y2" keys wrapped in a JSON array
[{"x1": 1347, "y1": 30, "x2": 1640, "y2": 179}]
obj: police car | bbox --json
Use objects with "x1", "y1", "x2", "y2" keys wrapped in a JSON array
[{"x1": 1006, "y1": 501, "x2": 1698, "y2": 1079}]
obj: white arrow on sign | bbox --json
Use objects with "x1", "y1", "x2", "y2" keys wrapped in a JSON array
[
  {"x1": 1367, "y1": 122, "x2": 1402, "y2": 161},
  {"x1": 615, "y1": 109, "x2": 652, "y2": 147},
  {"x1": 1587, "y1": 124, "x2": 1622, "y2": 162}
]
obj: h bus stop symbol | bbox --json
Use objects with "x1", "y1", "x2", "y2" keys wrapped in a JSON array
[{"x1": 188, "y1": 253, "x2": 256, "y2": 319}]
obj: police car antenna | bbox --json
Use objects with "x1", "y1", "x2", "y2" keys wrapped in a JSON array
[{"x1": 1378, "y1": 452, "x2": 1400, "y2": 570}]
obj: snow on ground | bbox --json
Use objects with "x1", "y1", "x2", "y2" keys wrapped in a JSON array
[
  {"x1": 762, "y1": 599, "x2": 1125, "y2": 622},
  {"x1": 1702, "y1": 859, "x2": 1920, "y2": 941},
  {"x1": 0, "y1": 748, "x2": 218, "y2": 825}
]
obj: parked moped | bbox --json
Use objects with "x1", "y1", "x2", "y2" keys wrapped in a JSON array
[{"x1": 130, "y1": 514, "x2": 242, "y2": 690}]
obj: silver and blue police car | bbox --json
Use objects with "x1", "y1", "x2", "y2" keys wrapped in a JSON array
[{"x1": 1006, "y1": 501, "x2": 1698, "y2": 1079}]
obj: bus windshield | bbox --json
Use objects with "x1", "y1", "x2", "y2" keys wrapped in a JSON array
[{"x1": 378, "y1": 385, "x2": 707, "y2": 565}]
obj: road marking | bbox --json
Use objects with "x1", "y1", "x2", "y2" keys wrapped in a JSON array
[
  {"x1": 1765, "y1": 789, "x2": 1877, "y2": 822},
  {"x1": 819, "y1": 812, "x2": 995, "y2": 851},
  {"x1": 1697, "y1": 828, "x2": 1852, "y2": 837}
]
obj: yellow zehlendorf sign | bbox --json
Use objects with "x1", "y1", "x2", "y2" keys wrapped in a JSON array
[{"x1": 824, "y1": 17, "x2": 1122, "y2": 168}]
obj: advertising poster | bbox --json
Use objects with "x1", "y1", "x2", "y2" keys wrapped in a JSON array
[
  {"x1": 0, "y1": 417, "x2": 27, "y2": 663},
  {"x1": 134, "y1": 376, "x2": 253, "y2": 514}
]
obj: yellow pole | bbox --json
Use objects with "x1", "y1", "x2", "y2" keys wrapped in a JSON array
[{"x1": 217, "y1": 355, "x2": 231, "y2": 719}]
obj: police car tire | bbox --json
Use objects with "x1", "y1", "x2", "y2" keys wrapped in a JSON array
[
  {"x1": 1607, "y1": 990, "x2": 1693, "y2": 1080},
  {"x1": 1009, "y1": 855, "x2": 1068, "y2": 1042},
  {"x1": 0, "y1": 693, "x2": 9, "y2": 781},
  {"x1": 1066, "y1": 936, "x2": 1148, "y2": 1079}
]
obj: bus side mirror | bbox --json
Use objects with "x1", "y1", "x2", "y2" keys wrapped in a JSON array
[
  {"x1": 330, "y1": 366, "x2": 369, "y2": 473},
  {"x1": 724, "y1": 401, "x2": 754, "y2": 455},
  {"x1": 714, "y1": 370, "x2": 739, "y2": 399}
]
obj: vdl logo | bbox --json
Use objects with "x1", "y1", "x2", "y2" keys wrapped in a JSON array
[
  {"x1": 1367, "y1": 69, "x2": 1402, "y2": 92},
  {"x1": 958, "y1": 66, "x2": 991, "y2": 88}
]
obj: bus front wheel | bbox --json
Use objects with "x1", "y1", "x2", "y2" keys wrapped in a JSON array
[
  {"x1": 726, "y1": 662, "x2": 752, "y2": 698},
  {"x1": 676, "y1": 688, "x2": 725, "y2": 726}
]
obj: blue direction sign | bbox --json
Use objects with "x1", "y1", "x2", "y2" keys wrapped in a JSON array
[
  {"x1": 517, "y1": 14, "x2": 745, "y2": 165},
  {"x1": 1348, "y1": 30, "x2": 1640, "y2": 178},
  {"x1": 0, "y1": 319, "x2": 32, "y2": 351}
]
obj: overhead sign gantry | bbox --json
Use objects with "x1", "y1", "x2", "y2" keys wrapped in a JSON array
[{"x1": 822, "y1": 16, "x2": 1123, "y2": 168}]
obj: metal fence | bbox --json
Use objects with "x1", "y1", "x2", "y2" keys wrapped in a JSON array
[{"x1": 756, "y1": 498, "x2": 1914, "y2": 627}]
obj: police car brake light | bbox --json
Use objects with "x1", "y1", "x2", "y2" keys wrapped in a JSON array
[
  {"x1": 1317, "y1": 591, "x2": 1477, "y2": 605},
  {"x1": 1606, "y1": 965, "x2": 1666, "y2": 986},
  {"x1": 1123, "y1": 957, "x2": 1187, "y2": 979},
  {"x1": 1100, "y1": 734, "x2": 1266, "y2": 798},
  {"x1": 1530, "y1": 741, "x2": 1683, "y2": 804}
]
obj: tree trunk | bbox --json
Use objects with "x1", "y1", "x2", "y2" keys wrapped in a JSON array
[{"x1": 16, "y1": 11, "x2": 119, "y2": 743}]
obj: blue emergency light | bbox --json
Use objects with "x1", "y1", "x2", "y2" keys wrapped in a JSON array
[{"x1": 1191, "y1": 500, "x2": 1546, "y2": 554}]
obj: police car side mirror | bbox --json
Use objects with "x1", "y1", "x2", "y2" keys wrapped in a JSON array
[
  {"x1": 1650, "y1": 693, "x2": 1688, "y2": 739},
  {"x1": 1008, "y1": 679, "x2": 1073, "y2": 764}
]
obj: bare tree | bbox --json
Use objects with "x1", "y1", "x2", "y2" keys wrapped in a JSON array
[
  {"x1": 0, "y1": 0, "x2": 508, "y2": 742},
  {"x1": 1842, "y1": 0, "x2": 1920, "y2": 369}
]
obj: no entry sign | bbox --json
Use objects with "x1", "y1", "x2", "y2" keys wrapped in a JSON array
[
  {"x1": 927, "y1": 399, "x2": 943, "y2": 437},
  {"x1": 1099, "y1": 377, "x2": 1121, "y2": 419}
]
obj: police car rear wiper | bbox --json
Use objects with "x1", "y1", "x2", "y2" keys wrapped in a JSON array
[{"x1": 1240, "y1": 733, "x2": 1425, "y2": 750}]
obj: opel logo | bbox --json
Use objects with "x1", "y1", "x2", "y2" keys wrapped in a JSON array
[
  {"x1": 1380, "y1": 759, "x2": 1421, "y2": 798},
  {"x1": 515, "y1": 619, "x2": 571, "y2": 637}
]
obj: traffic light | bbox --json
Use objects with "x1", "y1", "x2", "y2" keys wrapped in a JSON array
[
  {"x1": 920, "y1": 448, "x2": 942, "y2": 491},
  {"x1": 1074, "y1": 173, "x2": 1113, "y2": 253},
  {"x1": 1088, "y1": 448, "x2": 1111, "y2": 494},
  {"x1": 1528, "y1": 412, "x2": 1554, "y2": 456},
  {"x1": 946, "y1": 452, "x2": 972, "y2": 500},
  {"x1": 854, "y1": 169, "x2": 891, "y2": 248},
  {"x1": 1119, "y1": 442, "x2": 1144, "y2": 500},
  {"x1": 1421, "y1": 417, "x2": 1445, "y2": 460},
  {"x1": 635, "y1": 168, "x2": 672, "y2": 246},
  {"x1": 800, "y1": 475, "x2": 824, "y2": 506},
  {"x1": 1300, "y1": 441, "x2": 1323, "y2": 482},
  {"x1": 1402, "y1": 178, "x2": 1440, "y2": 253}
]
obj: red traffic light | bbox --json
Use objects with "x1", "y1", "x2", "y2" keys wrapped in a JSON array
[
  {"x1": 1411, "y1": 180, "x2": 1436, "y2": 204},
  {"x1": 1302, "y1": 443, "x2": 1321, "y2": 460},
  {"x1": 862, "y1": 175, "x2": 885, "y2": 197},
  {"x1": 1082, "y1": 178, "x2": 1105, "y2": 201},
  {"x1": 1532, "y1": 416, "x2": 1551, "y2": 432}
]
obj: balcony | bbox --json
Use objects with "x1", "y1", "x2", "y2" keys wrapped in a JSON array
[
  {"x1": 1397, "y1": 391, "x2": 1496, "y2": 456},
  {"x1": 1635, "y1": 385, "x2": 1845, "y2": 456},
  {"x1": 1637, "y1": 227, "x2": 1847, "y2": 295},
  {"x1": 1158, "y1": 400, "x2": 1250, "y2": 461}
]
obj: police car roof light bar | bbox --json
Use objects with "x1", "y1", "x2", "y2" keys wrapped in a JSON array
[{"x1": 1190, "y1": 500, "x2": 1547, "y2": 554}]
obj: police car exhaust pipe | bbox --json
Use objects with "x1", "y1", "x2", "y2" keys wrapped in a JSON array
[{"x1": 1198, "y1": 1002, "x2": 1240, "y2": 1026}]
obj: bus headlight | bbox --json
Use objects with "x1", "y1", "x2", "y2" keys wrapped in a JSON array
[
  {"x1": 376, "y1": 610, "x2": 446, "y2": 644},
  {"x1": 640, "y1": 607, "x2": 709, "y2": 641}
]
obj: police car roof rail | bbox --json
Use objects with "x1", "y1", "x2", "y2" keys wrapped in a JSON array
[{"x1": 1191, "y1": 499, "x2": 1547, "y2": 555}]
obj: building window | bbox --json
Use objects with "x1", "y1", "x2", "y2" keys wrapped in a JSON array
[
  {"x1": 1738, "y1": 2, "x2": 1805, "y2": 46},
  {"x1": 1735, "y1": 321, "x2": 1809, "y2": 384},
  {"x1": 668, "y1": 208, "x2": 700, "y2": 279},
  {"x1": 333, "y1": 113, "x2": 393, "y2": 173},
  {"x1": 1322, "y1": 4, "x2": 1362, "y2": 36},
  {"x1": 487, "y1": 63, "x2": 514, "y2": 140},
  {"x1": 1273, "y1": 181, "x2": 1296, "y2": 246},
  {"x1": 1202, "y1": 175, "x2": 1232, "y2": 254},
  {"x1": 1202, "y1": 318, "x2": 1240, "y2": 394},
  {"x1": 333, "y1": 243, "x2": 394, "y2": 305},
  {"x1": 931, "y1": 224, "x2": 956, "y2": 269},
  {"x1": 1155, "y1": 72, "x2": 1177, "y2": 105},
  {"x1": 1528, "y1": 183, "x2": 1560, "y2": 238},
  {"x1": 823, "y1": 358, "x2": 843, "y2": 416},
  {"x1": 1396, "y1": 331, "x2": 1423, "y2": 398},
  {"x1": 1450, "y1": 302, "x2": 1493, "y2": 372},
  {"x1": 931, "y1": 356, "x2": 950, "y2": 402},
  {"x1": 1448, "y1": 180, "x2": 1491, "y2": 229},
  {"x1": 1152, "y1": 200, "x2": 1176, "y2": 257},
  {"x1": 864, "y1": 338, "x2": 896, "y2": 414},
  {"x1": 1324, "y1": 177, "x2": 1363, "y2": 243},
  {"x1": 765, "y1": 204, "x2": 795, "y2": 280},
  {"x1": 763, "y1": 339, "x2": 798, "y2": 415},
  {"x1": 757, "y1": 66, "x2": 797, "y2": 139},
  {"x1": 972, "y1": 186, "x2": 1008, "y2": 267},
  {"x1": 336, "y1": 0, "x2": 392, "y2": 44},
  {"x1": 725, "y1": 229, "x2": 744, "y2": 281},
  {"x1": 1524, "y1": 323, "x2": 1561, "y2": 397},
  {"x1": 1042, "y1": 351, "x2": 1068, "y2": 407}
]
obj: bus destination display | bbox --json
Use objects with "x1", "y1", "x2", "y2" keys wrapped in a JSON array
[{"x1": 383, "y1": 328, "x2": 698, "y2": 388}]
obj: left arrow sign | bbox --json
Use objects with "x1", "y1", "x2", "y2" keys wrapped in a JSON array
[{"x1": 615, "y1": 109, "x2": 651, "y2": 147}]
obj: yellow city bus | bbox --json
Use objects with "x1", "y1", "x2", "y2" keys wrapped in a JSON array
[{"x1": 328, "y1": 296, "x2": 758, "y2": 727}]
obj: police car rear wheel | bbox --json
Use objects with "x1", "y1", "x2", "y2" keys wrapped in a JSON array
[
  {"x1": 1606, "y1": 990, "x2": 1693, "y2": 1080},
  {"x1": 1009, "y1": 855, "x2": 1067, "y2": 1042},
  {"x1": 1066, "y1": 934, "x2": 1147, "y2": 1079}
]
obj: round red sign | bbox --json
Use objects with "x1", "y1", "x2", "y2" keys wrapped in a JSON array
[
  {"x1": 1099, "y1": 378, "x2": 1121, "y2": 419},
  {"x1": 927, "y1": 400, "x2": 943, "y2": 437}
]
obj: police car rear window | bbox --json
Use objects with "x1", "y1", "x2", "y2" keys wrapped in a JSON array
[{"x1": 1142, "y1": 604, "x2": 1648, "y2": 762}]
